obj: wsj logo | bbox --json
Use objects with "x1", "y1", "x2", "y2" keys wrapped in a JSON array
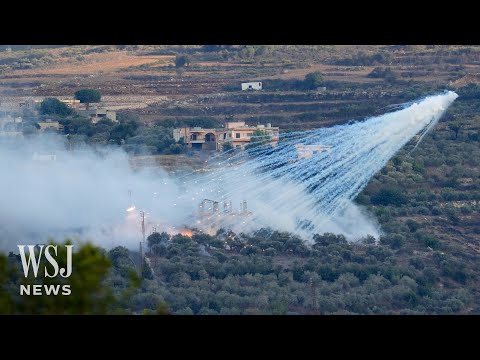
[{"x1": 17, "y1": 245, "x2": 73, "y2": 296}]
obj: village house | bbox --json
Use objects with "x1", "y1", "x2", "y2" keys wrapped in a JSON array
[
  {"x1": 22, "y1": 98, "x2": 81, "y2": 110},
  {"x1": 32, "y1": 153, "x2": 56, "y2": 161},
  {"x1": 77, "y1": 107, "x2": 117, "y2": 124},
  {"x1": 241, "y1": 82, "x2": 262, "y2": 91},
  {"x1": 38, "y1": 120, "x2": 63, "y2": 132},
  {"x1": 173, "y1": 121, "x2": 279, "y2": 151},
  {"x1": 0, "y1": 114, "x2": 24, "y2": 138}
]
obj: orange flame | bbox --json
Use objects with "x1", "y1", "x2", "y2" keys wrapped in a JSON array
[{"x1": 179, "y1": 229, "x2": 193, "y2": 237}]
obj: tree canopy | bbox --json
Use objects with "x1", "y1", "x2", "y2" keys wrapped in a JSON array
[
  {"x1": 39, "y1": 98, "x2": 73, "y2": 117},
  {"x1": 245, "y1": 130, "x2": 272, "y2": 150},
  {"x1": 0, "y1": 240, "x2": 113, "y2": 314},
  {"x1": 371, "y1": 188, "x2": 408, "y2": 206},
  {"x1": 174, "y1": 55, "x2": 191, "y2": 68},
  {"x1": 75, "y1": 89, "x2": 101, "y2": 103},
  {"x1": 304, "y1": 72, "x2": 324, "y2": 89}
]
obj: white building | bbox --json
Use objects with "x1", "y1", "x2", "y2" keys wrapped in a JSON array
[
  {"x1": 241, "y1": 82, "x2": 262, "y2": 91},
  {"x1": 0, "y1": 115, "x2": 23, "y2": 137},
  {"x1": 33, "y1": 153, "x2": 56, "y2": 161}
]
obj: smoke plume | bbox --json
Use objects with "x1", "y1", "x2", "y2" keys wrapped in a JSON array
[{"x1": 0, "y1": 91, "x2": 458, "y2": 250}]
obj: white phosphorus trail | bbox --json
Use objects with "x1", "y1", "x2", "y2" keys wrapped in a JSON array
[
  {"x1": 177, "y1": 91, "x2": 458, "y2": 241},
  {"x1": 0, "y1": 91, "x2": 458, "y2": 249}
]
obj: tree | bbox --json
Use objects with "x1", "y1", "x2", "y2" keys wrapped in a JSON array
[
  {"x1": 371, "y1": 188, "x2": 407, "y2": 206},
  {"x1": 380, "y1": 234, "x2": 405, "y2": 249},
  {"x1": 174, "y1": 55, "x2": 191, "y2": 68},
  {"x1": 74, "y1": 89, "x2": 101, "y2": 105},
  {"x1": 141, "y1": 259, "x2": 154, "y2": 280},
  {"x1": 39, "y1": 98, "x2": 73, "y2": 117},
  {"x1": 245, "y1": 130, "x2": 271, "y2": 150},
  {"x1": 0, "y1": 255, "x2": 13, "y2": 314},
  {"x1": 108, "y1": 246, "x2": 132, "y2": 267},
  {"x1": 22, "y1": 122, "x2": 39, "y2": 135},
  {"x1": 457, "y1": 83, "x2": 480, "y2": 100},
  {"x1": 313, "y1": 233, "x2": 347, "y2": 247},
  {"x1": 109, "y1": 121, "x2": 139, "y2": 145},
  {"x1": 448, "y1": 123, "x2": 461, "y2": 139},
  {"x1": 360, "y1": 235, "x2": 377, "y2": 245},
  {"x1": 168, "y1": 143, "x2": 184, "y2": 154},
  {"x1": 222, "y1": 141, "x2": 234, "y2": 152},
  {"x1": 304, "y1": 72, "x2": 324, "y2": 90},
  {"x1": 147, "y1": 232, "x2": 170, "y2": 249},
  {"x1": 151, "y1": 244, "x2": 167, "y2": 257},
  {"x1": 1, "y1": 240, "x2": 115, "y2": 315},
  {"x1": 367, "y1": 67, "x2": 396, "y2": 83},
  {"x1": 60, "y1": 116, "x2": 94, "y2": 136}
]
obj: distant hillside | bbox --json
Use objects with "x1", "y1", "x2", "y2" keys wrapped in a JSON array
[{"x1": 0, "y1": 45, "x2": 68, "y2": 51}]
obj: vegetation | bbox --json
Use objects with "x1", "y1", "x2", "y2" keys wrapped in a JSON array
[
  {"x1": 304, "y1": 71, "x2": 324, "y2": 89},
  {"x1": 2, "y1": 219, "x2": 478, "y2": 314},
  {"x1": 174, "y1": 55, "x2": 192, "y2": 68},
  {"x1": 371, "y1": 188, "x2": 408, "y2": 206},
  {"x1": 222, "y1": 142, "x2": 234, "y2": 152},
  {"x1": 74, "y1": 89, "x2": 101, "y2": 104},
  {"x1": 245, "y1": 130, "x2": 272, "y2": 150},
  {"x1": 0, "y1": 240, "x2": 170, "y2": 315},
  {"x1": 39, "y1": 98, "x2": 73, "y2": 117},
  {"x1": 14, "y1": 106, "x2": 190, "y2": 155},
  {"x1": 1, "y1": 45, "x2": 480, "y2": 314},
  {"x1": 367, "y1": 67, "x2": 397, "y2": 83}
]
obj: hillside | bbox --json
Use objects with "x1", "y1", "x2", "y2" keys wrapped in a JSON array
[{"x1": 0, "y1": 45, "x2": 479, "y2": 314}]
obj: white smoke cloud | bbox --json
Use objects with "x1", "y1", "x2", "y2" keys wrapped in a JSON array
[
  {"x1": 0, "y1": 133, "x2": 190, "y2": 250},
  {"x1": 0, "y1": 91, "x2": 458, "y2": 250},
  {"x1": 182, "y1": 91, "x2": 458, "y2": 241}
]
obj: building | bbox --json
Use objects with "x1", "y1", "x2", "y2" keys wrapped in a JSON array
[
  {"x1": 38, "y1": 120, "x2": 63, "y2": 132},
  {"x1": 33, "y1": 153, "x2": 56, "y2": 161},
  {"x1": 77, "y1": 108, "x2": 117, "y2": 124},
  {"x1": 27, "y1": 98, "x2": 81, "y2": 109},
  {"x1": 198, "y1": 198, "x2": 251, "y2": 218},
  {"x1": 241, "y1": 82, "x2": 262, "y2": 91},
  {"x1": 220, "y1": 122, "x2": 279, "y2": 150},
  {"x1": 60, "y1": 99, "x2": 80, "y2": 109},
  {"x1": 0, "y1": 115, "x2": 23, "y2": 138},
  {"x1": 174, "y1": 127, "x2": 218, "y2": 150},
  {"x1": 173, "y1": 121, "x2": 280, "y2": 151},
  {"x1": 0, "y1": 115, "x2": 22, "y2": 131},
  {"x1": 294, "y1": 144, "x2": 332, "y2": 159}
]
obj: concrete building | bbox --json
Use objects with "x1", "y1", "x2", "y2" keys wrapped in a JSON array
[
  {"x1": 61, "y1": 99, "x2": 81, "y2": 109},
  {"x1": 0, "y1": 115, "x2": 23, "y2": 138},
  {"x1": 174, "y1": 126, "x2": 218, "y2": 150},
  {"x1": 173, "y1": 121, "x2": 279, "y2": 151},
  {"x1": 33, "y1": 153, "x2": 56, "y2": 161},
  {"x1": 38, "y1": 120, "x2": 63, "y2": 132},
  {"x1": 0, "y1": 115, "x2": 22, "y2": 131},
  {"x1": 241, "y1": 82, "x2": 262, "y2": 91},
  {"x1": 198, "y1": 198, "x2": 251, "y2": 218},
  {"x1": 28, "y1": 98, "x2": 81, "y2": 109},
  {"x1": 77, "y1": 108, "x2": 117, "y2": 124}
]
